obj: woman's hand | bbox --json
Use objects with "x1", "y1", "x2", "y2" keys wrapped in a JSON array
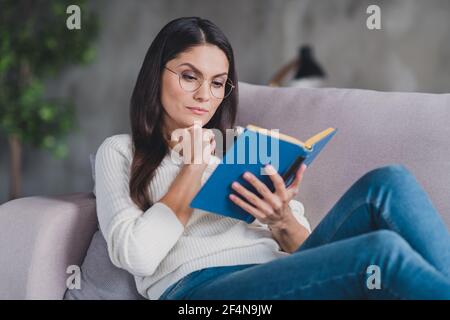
[
  {"x1": 163, "y1": 124, "x2": 216, "y2": 226},
  {"x1": 229, "y1": 163, "x2": 310, "y2": 253},
  {"x1": 229, "y1": 163, "x2": 306, "y2": 229},
  {"x1": 169, "y1": 123, "x2": 216, "y2": 170}
]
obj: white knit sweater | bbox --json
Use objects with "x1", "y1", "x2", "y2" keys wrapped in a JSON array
[{"x1": 95, "y1": 134, "x2": 311, "y2": 300}]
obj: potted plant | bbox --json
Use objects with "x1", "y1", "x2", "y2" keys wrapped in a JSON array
[{"x1": 0, "y1": 0, "x2": 99, "y2": 200}]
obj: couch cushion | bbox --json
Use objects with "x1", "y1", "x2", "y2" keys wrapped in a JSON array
[
  {"x1": 63, "y1": 230, "x2": 145, "y2": 300},
  {"x1": 0, "y1": 193, "x2": 97, "y2": 299}
]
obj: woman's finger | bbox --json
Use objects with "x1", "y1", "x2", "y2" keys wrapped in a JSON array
[
  {"x1": 231, "y1": 181, "x2": 274, "y2": 215},
  {"x1": 242, "y1": 171, "x2": 283, "y2": 210},
  {"x1": 265, "y1": 165, "x2": 289, "y2": 201},
  {"x1": 229, "y1": 193, "x2": 264, "y2": 221},
  {"x1": 287, "y1": 163, "x2": 307, "y2": 197}
]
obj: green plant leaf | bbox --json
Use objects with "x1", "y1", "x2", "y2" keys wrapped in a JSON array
[
  {"x1": 38, "y1": 105, "x2": 54, "y2": 121},
  {"x1": 0, "y1": 0, "x2": 99, "y2": 161}
]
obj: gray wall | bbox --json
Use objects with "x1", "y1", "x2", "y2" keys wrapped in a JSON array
[{"x1": 1, "y1": 0, "x2": 450, "y2": 203}]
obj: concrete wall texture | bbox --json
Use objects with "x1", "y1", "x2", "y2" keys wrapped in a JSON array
[{"x1": 1, "y1": 0, "x2": 450, "y2": 203}]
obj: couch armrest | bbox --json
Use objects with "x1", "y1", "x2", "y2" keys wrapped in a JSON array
[{"x1": 0, "y1": 192, "x2": 97, "y2": 299}]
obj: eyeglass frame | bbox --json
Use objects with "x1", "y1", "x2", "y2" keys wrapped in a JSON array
[{"x1": 164, "y1": 65, "x2": 235, "y2": 99}]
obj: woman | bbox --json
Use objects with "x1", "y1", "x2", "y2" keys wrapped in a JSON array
[{"x1": 95, "y1": 17, "x2": 450, "y2": 300}]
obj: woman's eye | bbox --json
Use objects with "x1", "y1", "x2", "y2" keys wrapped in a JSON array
[
  {"x1": 181, "y1": 73, "x2": 197, "y2": 81},
  {"x1": 212, "y1": 81, "x2": 224, "y2": 88}
]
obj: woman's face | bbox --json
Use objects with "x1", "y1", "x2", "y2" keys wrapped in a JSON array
[{"x1": 160, "y1": 44, "x2": 229, "y2": 138}]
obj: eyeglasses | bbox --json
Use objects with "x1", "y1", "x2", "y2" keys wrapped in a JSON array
[{"x1": 164, "y1": 66, "x2": 235, "y2": 99}]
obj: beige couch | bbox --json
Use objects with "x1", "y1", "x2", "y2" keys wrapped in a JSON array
[{"x1": 1, "y1": 82, "x2": 449, "y2": 299}]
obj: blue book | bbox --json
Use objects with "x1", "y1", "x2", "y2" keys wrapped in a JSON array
[{"x1": 190, "y1": 124, "x2": 337, "y2": 223}]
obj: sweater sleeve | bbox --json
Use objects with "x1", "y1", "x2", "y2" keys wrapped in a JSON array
[
  {"x1": 288, "y1": 199, "x2": 312, "y2": 233},
  {"x1": 95, "y1": 137, "x2": 184, "y2": 277}
]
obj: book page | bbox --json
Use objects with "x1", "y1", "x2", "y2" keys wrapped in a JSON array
[{"x1": 246, "y1": 124, "x2": 335, "y2": 149}]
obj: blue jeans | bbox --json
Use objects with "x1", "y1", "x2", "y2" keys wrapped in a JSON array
[{"x1": 159, "y1": 165, "x2": 450, "y2": 300}]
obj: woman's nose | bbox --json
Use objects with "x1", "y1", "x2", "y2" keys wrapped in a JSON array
[{"x1": 193, "y1": 80, "x2": 211, "y2": 101}]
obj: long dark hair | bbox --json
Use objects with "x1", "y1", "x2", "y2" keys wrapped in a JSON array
[{"x1": 129, "y1": 17, "x2": 238, "y2": 211}]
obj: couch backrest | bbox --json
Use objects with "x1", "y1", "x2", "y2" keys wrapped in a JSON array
[{"x1": 236, "y1": 82, "x2": 450, "y2": 229}]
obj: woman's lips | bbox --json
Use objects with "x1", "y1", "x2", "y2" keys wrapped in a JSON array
[{"x1": 186, "y1": 106, "x2": 208, "y2": 115}]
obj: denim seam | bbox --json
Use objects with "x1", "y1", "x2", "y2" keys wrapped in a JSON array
[
  {"x1": 269, "y1": 271, "x2": 366, "y2": 299},
  {"x1": 323, "y1": 200, "x2": 401, "y2": 244},
  {"x1": 182, "y1": 270, "x2": 405, "y2": 299},
  {"x1": 161, "y1": 270, "x2": 202, "y2": 299},
  {"x1": 375, "y1": 202, "x2": 401, "y2": 235},
  {"x1": 182, "y1": 271, "x2": 238, "y2": 300},
  {"x1": 380, "y1": 285, "x2": 404, "y2": 300},
  {"x1": 271, "y1": 271, "x2": 403, "y2": 300},
  {"x1": 322, "y1": 200, "x2": 369, "y2": 243},
  {"x1": 365, "y1": 280, "x2": 404, "y2": 300}
]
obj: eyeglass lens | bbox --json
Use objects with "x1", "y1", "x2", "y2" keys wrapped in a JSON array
[{"x1": 178, "y1": 70, "x2": 233, "y2": 99}]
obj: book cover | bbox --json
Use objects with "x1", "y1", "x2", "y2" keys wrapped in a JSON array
[{"x1": 190, "y1": 124, "x2": 337, "y2": 223}]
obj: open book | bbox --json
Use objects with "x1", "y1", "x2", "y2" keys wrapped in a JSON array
[{"x1": 190, "y1": 124, "x2": 337, "y2": 223}]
